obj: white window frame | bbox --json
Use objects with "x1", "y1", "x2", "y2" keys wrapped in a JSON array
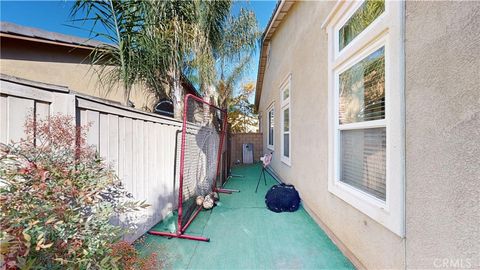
[
  {"x1": 323, "y1": 0, "x2": 405, "y2": 237},
  {"x1": 258, "y1": 113, "x2": 263, "y2": 133},
  {"x1": 267, "y1": 103, "x2": 275, "y2": 150},
  {"x1": 280, "y1": 74, "x2": 292, "y2": 166}
]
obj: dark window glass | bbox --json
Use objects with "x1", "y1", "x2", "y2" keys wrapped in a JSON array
[
  {"x1": 339, "y1": 0, "x2": 385, "y2": 50},
  {"x1": 339, "y1": 47, "x2": 385, "y2": 124},
  {"x1": 268, "y1": 109, "x2": 274, "y2": 145}
]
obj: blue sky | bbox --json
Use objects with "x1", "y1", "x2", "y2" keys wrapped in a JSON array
[{"x1": 0, "y1": 0, "x2": 277, "y2": 95}]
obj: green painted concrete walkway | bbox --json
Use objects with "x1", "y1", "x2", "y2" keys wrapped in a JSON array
[{"x1": 135, "y1": 164, "x2": 354, "y2": 269}]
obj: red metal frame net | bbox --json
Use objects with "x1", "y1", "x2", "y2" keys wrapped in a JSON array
[{"x1": 149, "y1": 94, "x2": 228, "y2": 242}]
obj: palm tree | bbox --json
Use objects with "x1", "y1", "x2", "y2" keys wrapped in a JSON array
[
  {"x1": 71, "y1": 1, "x2": 258, "y2": 119},
  {"x1": 136, "y1": 1, "x2": 258, "y2": 115},
  {"x1": 136, "y1": 0, "x2": 200, "y2": 118},
  {"x1": 70, "y1": 0, "x2": 146, "y2": 106},
  {"x1": 206, "y1": 8, "x2": 260, "y2": 109}
]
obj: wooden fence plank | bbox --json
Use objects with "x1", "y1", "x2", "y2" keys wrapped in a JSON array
[
  {"x1": 35, "y1": 101, "x2": 50, "y2": 121},
  {"x1": 0, "y1": 95, "x2": 7, "y2": 143},
  {"x1": 124, "y1": 118, "x2": 133, "y2": 198},
  {"x1": 118, "y1": 117, "x2": 126, "y2": 186},
  {"x1": 99, "y1": 113, "x2": 109, "y2": 161},
  {"x1": 35, "y1": 101, "x2": 50, "y2": 146},
  {"x1": 85, "y1": 110, "x2": 99, "y2": 149},
  {"x1": 108, "y1": 114, "x2": 119, "y2": 172},
  {"x1": 77, "y1": 96, "x2": 181, "y2": 127},
  {"x1": 7, "y1": 96, "x2": 34, "y2": 142},
  {"x1": 0, "y1": 80, "x2": 54, "y2": 102}
]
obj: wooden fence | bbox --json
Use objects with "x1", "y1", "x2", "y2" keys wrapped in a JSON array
[
  {"x1": 0, "y1": 74, "x2": 186, "y2": 241},
  {"x1": 229, "y1": 132, "x2": 263, "y2": 166}
]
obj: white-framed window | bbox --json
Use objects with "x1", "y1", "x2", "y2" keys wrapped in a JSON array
[
  {"x1": 258, "y1": 113, "x2": 263, "y2": 133},
  {"x1": 267, "y1": 104, "x2": 274, "y2": 150},
  {"x1": 323, "y1": 0, "x2": 405, "y2": 236},
  {"x1": 280, "y1": 75, "x2": 291, "y2": 165}
]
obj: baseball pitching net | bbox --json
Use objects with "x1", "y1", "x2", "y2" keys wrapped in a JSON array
[{"x1": 148, "y1": 94, "x2": 230, "y2": 242}]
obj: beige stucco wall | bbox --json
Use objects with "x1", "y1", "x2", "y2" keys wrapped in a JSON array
[
  {"x1": 259, "y1": 1, "x2": 480, "y2": 269},
  {"x1": 405, "y1": 1, "x2": 480, "y2": 269},
  {"x1": 0, "y1": 38, "x2": 154, "y2": 110},
  {"x1": 257, "y1": 2, "x2": 405, "y2": 269}
]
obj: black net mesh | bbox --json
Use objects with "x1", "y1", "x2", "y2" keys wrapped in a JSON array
[{"x1": 179, "y1": 96, "x2": 226, "y2": 228}]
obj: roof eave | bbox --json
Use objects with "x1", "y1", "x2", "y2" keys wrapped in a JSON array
[
  {"x1": 0, "y1": 21, "x2": 108, "y2": 50},
  {"x1": 254, "y1": 0, "x2": 296, "y2": 113},
  {"x1": 0, "y1": 33, "x2": 98, "y2": 51}
]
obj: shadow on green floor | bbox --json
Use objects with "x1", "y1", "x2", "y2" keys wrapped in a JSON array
[{"x1": 135, "y1": 164, "x2": 355, "y2": 270}]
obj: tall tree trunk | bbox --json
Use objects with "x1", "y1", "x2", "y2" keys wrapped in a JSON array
[
  {"x1": 171, "y1": 70, "x2": 183, "y2": 120},
  {"x1": 205, "y1": 84, "x2": 218, "y2": 107},
  {"x1": 123, "y1": 84, "x2": 132, "y2": 107},
  {"x1": 204, "y1": 84, "x2": 217, "y2": 126}
]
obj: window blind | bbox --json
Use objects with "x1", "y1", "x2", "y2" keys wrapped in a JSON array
[
  {"x1": 340, "y1": 127, "x2": 386, "y2": 200},
  {"x1": 283, "y1": 108, "x2": 290, "y2": 157},
  {"x1": 268, "y1": 109, "x2": 274, "y2": 146}
]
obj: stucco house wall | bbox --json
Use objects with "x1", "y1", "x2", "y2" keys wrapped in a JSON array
[
  {"x1": 0, "y1": 36, "x2": 154, "y2": 110},
  {"x1": 257, "y1": 1, "x2": 479, "y2": 269},
  {"x1": 405, "y1": 1, "x2": 480, "y2": 269},
  {"x1": 257, "y1": 2, "x2": 404, "y2": 269}
]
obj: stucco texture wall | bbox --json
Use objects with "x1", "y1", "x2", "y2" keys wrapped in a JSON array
[
  {"x1": 0, "y1": 38, "x2": 154, "y2": 110},
  {"x1": 405, "y1": 1, "x2": 480, "y2": 269},
  {"x1": 257, "y1": 2, "x2": 405, "y2": 269}
]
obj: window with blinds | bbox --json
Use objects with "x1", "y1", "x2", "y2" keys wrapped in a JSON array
[
  {"x1": 280, "y1": 76, "x2": 291, "y2": 165},
  {"x1": 283, "y1": 108, "x2": 290, "y2": 158},
  {"x1": 268, "y1": 107, "x2": 274, "y2": 149},
  {"x1": 337, "y1": 46, "x2": 386, "y2": 201},
  {"x1": 325, "y1": 0, "x2": 404, "y2": 235}
]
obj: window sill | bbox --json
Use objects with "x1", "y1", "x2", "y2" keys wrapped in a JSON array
[
  {"x1": 281, "y1": 157, "x2": 291, "y2": 167},
  {"x1": 333, "y1": 180, "x2": 386, "y2": 209},
  {"x1": 328, "y1": 179, "x2": 403, "y2": 237}
]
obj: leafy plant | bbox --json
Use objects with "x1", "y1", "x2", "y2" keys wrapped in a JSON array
[
  {"x1": 109, "y1": 241, "x2": 158, "y2": 270},
  {"x1": 0, "y1": 114, "x2": 153, "y2": 269},
  {"x1": 228, "y1": 82, "x2": 258, "y2": 133},
  {"x1": 215, "y1": 8, "x2": 260, "y2": 110}
]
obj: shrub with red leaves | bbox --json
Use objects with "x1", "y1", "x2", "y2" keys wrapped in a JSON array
[
  {"x1": 110, "y1": 241, "x2": 158, "y2": 270},
  {"x1": 0, "y1": 114, "x2": 150, "y2": 269}
]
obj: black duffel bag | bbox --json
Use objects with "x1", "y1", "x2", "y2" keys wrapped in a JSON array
[{"x1": 265, "y1": 183, "x2": 300, "y2": 213}]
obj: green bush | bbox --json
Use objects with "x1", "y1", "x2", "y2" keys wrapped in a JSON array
[{"x1": 0, "y1": 114, "x2": 153, "y2": 269}]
